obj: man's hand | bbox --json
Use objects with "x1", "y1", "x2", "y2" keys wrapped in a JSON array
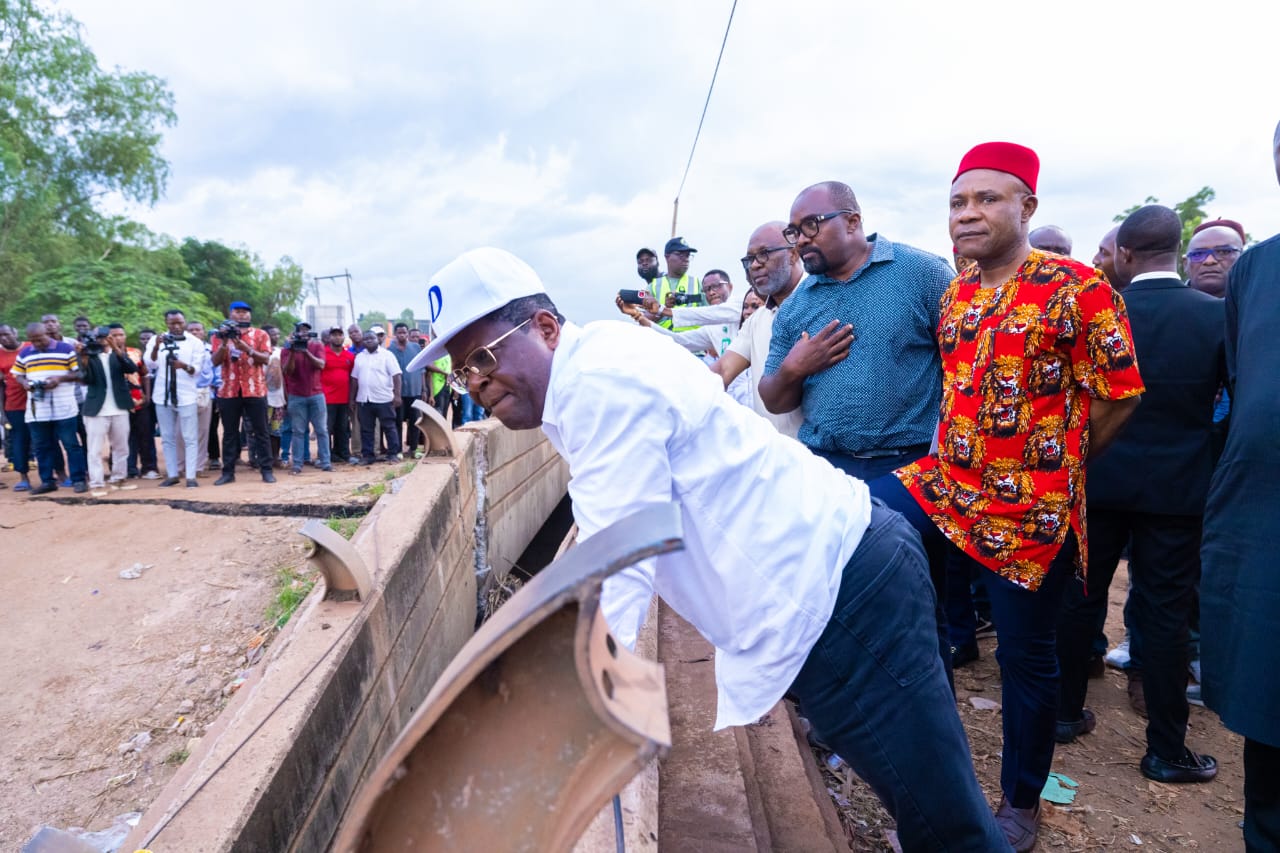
[
  {"x1": 640, "y1": 295, "x2": 667, "y2": 318},
  {"x1": 42, "y1": 375, "x2": 62, "y2": 389},
  {"x1": 780, "y1": 321, "x2": 855, "y2": 378},
  {"x1": 615, "y1": 296, "x2": 644, "y2": 323},
  {"x1": 392, "y1": 395, "x2": 403, "y2": 410}
]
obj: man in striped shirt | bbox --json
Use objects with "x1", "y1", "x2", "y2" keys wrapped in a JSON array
[{"x1": 12, "y1": 322, "x2": 88, "y2": 494}]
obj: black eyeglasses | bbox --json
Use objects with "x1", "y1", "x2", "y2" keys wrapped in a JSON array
[
  {"x1": 448, "y1": 318, "x2": 531, "y2": 394},
  {"x1": 781, "y1": 210, "x2": 855, "y2": 245},
  {"x1": 1186, "y1": 246, "x2": 1242, "y2": 263},
  {"x1": 739, "y1": 245, "x2": 791, "y2": 272}
]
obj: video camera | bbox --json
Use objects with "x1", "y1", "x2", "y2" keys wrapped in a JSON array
[
  {"x1": 670, "y1": 292, "x2": 705, "y2": 307},
  {"x1": 160, "y1": 331, "x2": 186, "y2": 353},
  {"x1": 27, "y1": 378, "x2": 50, "y2": 402},
  {"x1": 289, "y1": 323, "x2": 318, "y2": 350},
  {"x1": 79, "y1": 326, "x2": 111, "y2": 354},
  {"x1": 215, "y1": 320, "x2": 242, "y2": 340}
]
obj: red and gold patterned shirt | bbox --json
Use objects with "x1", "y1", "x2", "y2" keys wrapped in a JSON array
[
  {"x1": 896, "y1": 250, "x2": 1144, "y2": 590},
  {"x1": 211, "y1": 326, "x2": 271, "y2": 398}
]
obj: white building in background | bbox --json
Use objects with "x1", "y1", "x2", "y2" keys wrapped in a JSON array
[{"x1": 306, "y1": 304, "x2": 345, "y2": 331}]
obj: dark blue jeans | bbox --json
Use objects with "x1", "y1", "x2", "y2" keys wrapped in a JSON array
[
  {"x1": 790, "y1": 503, "x2": 1007, "y2": 851},
  {"x1": 29, "y1": 415, "x2": 87, "y2": 485},
  {"x1": 5, "y1": 409, "x2": 31, "y2": 475}
]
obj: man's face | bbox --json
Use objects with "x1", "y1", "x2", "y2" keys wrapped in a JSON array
[
  {"x1": 702, "y1": 273, "x2": 731, "y2": 305},
  {"x1": 139, "y1": 330, "x2": 154, "y2": 348},
  {"x1": 408, "y1": 329, "x2": 421, "y2": 344},
  {"x1": 788, "y1": 187, "x2": 856, "y2": 276},
  {"x1": 42, "y1": 315, "x2": 61, "y2": 338},
  {"x1": 363, "y1": 332, "x2": 380, "y2": 352},
  {"x1": 74, "y1": 318, "x2": 91, "y2": 336},
  {"x1": 637, "y1": 253, "x2": 659, "y2": 282},
  {"x1": 187, "y1": 323, "x2": 206, "y2": 341},
  {"x1": 230, "y1": 307, "x2": 252, "y2": 325},
  {"x1": 109, "y1": 327, "x2": 127, "y2": 348},
  {"x1": 948, "y1": 170, "x2": 1036, "y2": 263},
  {"x1": 395, "y1": 326, "x2": 409, "y2": 345},
  {"x1": 447, "y1": 312, "x2": 557, "y2": 431},
  {"x1": 666, "y1": 251, "x2": 691, "y2": 278},
  {"x1": 329, "y1": 329, "x2": 345, "y2": 348},
  {"x1": 0, "y1": 326, "x2": 16, "y2": 350},
  {"x1": 1186, "y1": 226, "x2": 1244, "y2": 298},
  {"x1": 166, "y1": 313, "x2": 186, "y2": 335},
  {"x1": 348, "y1": 325, "x2": 363, "y2": 347},
  {"x1": 1092, "y1": 227, "x2": 1120, "y2": 287},
  {"x1": 744, "y1": 224, "x2": 796, "y2": 297},
  {"x1": 266, "y1": 327, "x2": 280, "y2": 346},
  {"x1": 28, "y1": 327, "x2": 51, "y2": 351}
]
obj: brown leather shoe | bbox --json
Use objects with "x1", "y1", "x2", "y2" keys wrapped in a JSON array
[
  {"x1": 995, "y1": 797, "x2": 1041, "y2": 852},
  {"x1": 1127, "y1": 670, "x2": 1148, "y2": 718}
]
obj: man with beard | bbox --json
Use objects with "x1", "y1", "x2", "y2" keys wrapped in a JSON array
[
  {"x1": 893, "y1": 142, "x2": 1144, "y2": 850},
  {"x1": 759, "y1": 181, "x2": 953, "y2": 480},
  {"x1": 1199, "y1": 119, "x2": 1280, "y2": 852},
  {"x1": 639, "y1": 237, "x2": 702, "y2": 329},
  {"x1": 708, "y1": 221, "x2": 805, "y2": 437},
  {"x1": 406, "y1": 247, "x2": 1008, "y2": 851},
  {"x1": 635, "y1": 247, "x2": 661, "y2": 287}
]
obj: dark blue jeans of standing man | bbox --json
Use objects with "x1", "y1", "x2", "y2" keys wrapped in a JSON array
[
  {"x1": 790, "y1": 503, "x2": 1008, "y2": 851},
  {"x1": 29, "y1": 415, "x2": 87, "y2": 485},
  {"x1": 5, "y1": 409, "x2": 31, "y2": 475}
]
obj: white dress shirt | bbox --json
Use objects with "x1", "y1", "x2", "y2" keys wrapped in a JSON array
[
  {"x1": 145, "y1": 336, "x2": 210, "y2": 408},
  {"x1": 726, "y1": 305, "x2": 805, "y2": 438},
  {"x1": 541, "y1": 321, "x2": 872, "y2": 729},
  {"x1": 352, "y1": 347, "x2": 402, "y2": 403}
]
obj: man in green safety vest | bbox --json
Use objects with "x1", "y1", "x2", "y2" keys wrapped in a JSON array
[{"x1": 641, "y1": 237, "x2": 702, "y2": 330}]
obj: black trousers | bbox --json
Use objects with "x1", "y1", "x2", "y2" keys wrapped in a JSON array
[
  {"x1": 127, "y1": 403, "x2": 157, "y2": 474},
  {"x1": 208, "y1": 403, "x2": 221, "y2": 462},
  {"x1": 218, "y1": 395, "x2": 271, "y2": 475},
  {"x1": 1057, "y1": 509, "x2": 1200, "y2": 759},
  {"x1": 1245, "y1": 737, "x2": 1280, "y2": 852},
  {"x1": 327, "y1": 403, "x2": 351, "y2": 461},
  {"x1": 358, "y1": 401, "x2": 399, "y2": 461},
  {"x1": 399, "y1": 397, "x2": 421, "y2": 455}
]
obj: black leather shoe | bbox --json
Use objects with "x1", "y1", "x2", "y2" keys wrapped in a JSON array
[
  {"x1": 951, "y1": 642, "x2": 980, "y2": 668},
  {"x1": 261, "y1": 470, "x2": 276, "y2": 483},
  {"x1": 214, "y1": 473, "x2": 236, "y2": 486},
  {"x1": 72, "y1": 481, "x2": 88, "y2": 493},
  {"x1": 1141, "y1": 749, "x2": 1218, "y2": 784},
  {"x1": 30, "y1": 482, "x2": 58, "y2": 495},
  {"x1": 159, "y1": 477, "x2": 180, "y2": 487},
  {"x1": 1055, "y1": 708, "x2": 1097, "y2": 744}
]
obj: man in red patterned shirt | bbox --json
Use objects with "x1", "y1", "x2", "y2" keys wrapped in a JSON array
[
  {"x1": 210, "y1": 300, "x2": 276, "y2": 484},
  {"x1": 890, "y1": 142, "x2": 1144, "y2": 851}
]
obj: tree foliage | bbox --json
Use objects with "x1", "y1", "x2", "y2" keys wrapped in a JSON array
[
  {"x1": 0, "y1": 0, "x2": 176, "y2": 308},
  {"x1": 359, "y1": 310, "x2": 389, "y2": 329},
  {"x1": 10, "y1": 260, "x2": 222, "y2": 342},
  {"x1": 1115, "y1": 186, "x2": 1216, "y2": 276},
  {"x1": 178, "y1": 238, "x2": 304, "y2": 328}
]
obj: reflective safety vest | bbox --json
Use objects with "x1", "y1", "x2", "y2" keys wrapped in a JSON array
[{"x1": 647, "y1": 274, "x2": 702, "y2": 330}]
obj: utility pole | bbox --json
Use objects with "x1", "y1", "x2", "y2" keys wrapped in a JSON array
[{"x1": 313, "y1": 270, "x2": 356, "y2": 329}]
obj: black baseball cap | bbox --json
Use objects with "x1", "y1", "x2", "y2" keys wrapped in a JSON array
[
  {"x1": 664, "y1": 237, "x2": 697, "y2": 255},
  {"x1": 636, "y1": 247, "x2": 657, "y2": 260}
]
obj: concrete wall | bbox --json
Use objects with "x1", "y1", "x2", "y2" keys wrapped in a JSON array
[{"x1": 125, "y1": 425, "x2": 570, "y2": 852}]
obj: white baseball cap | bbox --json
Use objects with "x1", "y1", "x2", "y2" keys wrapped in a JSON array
[{"x1": 406, "y1": 248, "x2": 547, "y2": 372}]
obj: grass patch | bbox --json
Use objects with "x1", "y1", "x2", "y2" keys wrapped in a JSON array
[
  {"x1": 164, "y1": 748, "x2": 190, "y2": 766},
  {"x1": 266, "y1": 564, "x2": 318, "y2": 629},
  {"x1": 383, "y1": 469, "x2": 397, "y2": 481},
  {"x1": 351, "y1": 481, "x2": 386, "y2": 499},
  {"x1": 325, "y1": 516, "x2": 361, "y2": 539},
  {"x1": 398, "y1": 460, "x2": 416, "y2": 476}
]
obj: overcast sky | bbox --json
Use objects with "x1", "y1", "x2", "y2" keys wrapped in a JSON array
[{"x1": 71, "y1": 0, "x2": 1280, "y2": 326}]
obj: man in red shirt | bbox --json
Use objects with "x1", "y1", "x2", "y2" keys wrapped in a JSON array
[
  {"x1": 0, "y1": 324, "x2": 30, "y2": 490},
  {"x1": 281, "y1": 321, "x2": 332, "y2": 474},
  {"x1": 321, "y1": 327, "x2": 356, "y2": 464},
  {"x1": 890, "y1": 142, "x2": 1144, "y2": 851},
  {"x1": 210, "y1": 300, "x2": 275, "y2": 484}
]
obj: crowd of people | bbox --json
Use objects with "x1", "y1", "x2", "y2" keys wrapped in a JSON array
[
  {"x1": 0, "y1": 304, "x2": 485, "y2": 495},
  {"x1": 410, "y1": 131, "x2": 1277, "y2": 851}
]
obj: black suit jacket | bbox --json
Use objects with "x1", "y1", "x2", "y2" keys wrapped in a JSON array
[
  {"x1": 81, "y1": 350, "x2": 139, "y2": 416},
  {"x1": 1087, "y1": 274, "x2": 1226, "y2": 514}
]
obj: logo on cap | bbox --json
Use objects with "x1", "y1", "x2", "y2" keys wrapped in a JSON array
[{"x1": 428, "y1": 284, "x2": 443, "y2": 323}]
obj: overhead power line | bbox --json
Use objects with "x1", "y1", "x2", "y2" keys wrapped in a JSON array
[{"x1": 671, "y1": 0, "x2": 739, "y2": 237}]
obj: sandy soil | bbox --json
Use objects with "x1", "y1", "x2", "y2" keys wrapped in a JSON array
[
  {"x1": 821, "y1": 560, "x2": 1246, "y2": 851},
  {"x1": 0, "y1": 459, "x2": 399, "y2": 849}
]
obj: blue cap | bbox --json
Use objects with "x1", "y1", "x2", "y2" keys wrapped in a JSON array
[
  {"x1": 664, "y1": 236, "x2": 697, "y2": 255},
  {"x1": 229, "y1": 300, "x2": 252, "y2": 311}
]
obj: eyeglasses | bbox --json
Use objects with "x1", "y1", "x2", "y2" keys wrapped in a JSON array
[
  {"x1": 782, "y1": 210, "x2": 854, "y2": 245},
  {"x1": 739, "y1": 245, "x2": 791, "y2": 273},
  {"x1": 448, "y1": 318, "x2": 531, "y2": 394},
  {"x1": 1186, "y1": 246, "x2": 1242, "y2": 263}
]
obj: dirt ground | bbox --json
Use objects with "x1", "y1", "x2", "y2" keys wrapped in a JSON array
[
  {"x1": 820, "y1": 560, "x2": 1246, "y2": 851},
  {"x1": 0, "y1": 457, "x2": 402, "y2": 849}
]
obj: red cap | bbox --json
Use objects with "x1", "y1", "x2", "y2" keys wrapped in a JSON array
[
  {"x1": 954, "y1": 142, "x2": 1040, "y2": 193},
  {"x1": 1191, "y1": 218, "x2": 1246, "y2": 244}
]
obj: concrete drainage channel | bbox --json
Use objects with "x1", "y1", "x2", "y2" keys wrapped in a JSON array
[{"x1": 113, "y1": 419, "x2": 847, "y2": 852}]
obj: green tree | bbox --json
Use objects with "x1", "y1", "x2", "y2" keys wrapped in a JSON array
[
  {"x1": 179, "y1": 238, "x2": 259, "y2": 316},
  {"x1": 398, "y1": 308, "x2": 416, "y2": 328},
  {"x1": 0, "y1": 0, "x2": 176, "y2": 310},
  {"x1": 1115, "y1": 186, "x2": 1216, "y2": 276},
  {"x1": 10, "y1": 260, "x2": 221, "y2": 343},
  {"x1": 255, "y1": 255, "x2": 305, "y2": 330},
  {"x1": 360, "y1": 311, "x2": 388, "y2": 329}
]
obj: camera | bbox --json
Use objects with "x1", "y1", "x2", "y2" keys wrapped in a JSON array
[
  {"x1": 215, "y1": 320, "x2": 241, "y2": 340},
  {"x1": 80, "y1": 326, "x2": 110, "y2": 354},
  {"x1": 28, "y1": 379, "x2": 50, "y2": 402},
  {"x1": 670, "y1": 292, "x2": 705, "y2": 306},
  {"x1": 288, "y1": 324, "x2": 318, "y2": 350},
  {"x1": 161, "y1": 331, "x2": 185, "y2": 353}
]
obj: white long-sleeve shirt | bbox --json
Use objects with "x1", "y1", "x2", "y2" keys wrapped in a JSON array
[
  {"x1": 540, "y1": 321, "x2": 871, "y2": 729},
  {"x1": 146, "y1": 336, "x2": 210, "y2": 408}
]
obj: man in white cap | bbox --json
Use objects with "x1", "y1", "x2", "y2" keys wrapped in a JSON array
[{"x1": 407, "y1": 248, "x2": 1008, "y2": 850}]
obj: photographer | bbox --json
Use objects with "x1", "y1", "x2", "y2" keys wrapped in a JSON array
[
  {"x1": 147, "y1": 310, "x2": 210, "y2": 487},
  {"x1": 281, "y1": 321, "x2": 331, "y2": 474},
  {"x1": 12, "y1": 321, "x2": 87, "y2": 494},
  {"x1": 79, "y1": 323, "x2": 139, "y2": 493},
  {"x1": 210, "y1": 300, "x2": 274, "y2": 484}
]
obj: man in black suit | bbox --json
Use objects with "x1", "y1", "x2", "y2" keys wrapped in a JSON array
[{"x1": 1055, "y1": 205, "x2": 1225, "y2": 784}]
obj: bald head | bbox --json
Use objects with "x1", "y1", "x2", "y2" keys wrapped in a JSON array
[
  {"x1": 1116, "y1": 205, "x2": 1181, "y2": 282},
  {"x1": 1186, "y1": 225, "x2": 1245, "y2": 297},
  {"x1": 1029, "y1": 225, "x2": 1072, "y2": 256}
]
